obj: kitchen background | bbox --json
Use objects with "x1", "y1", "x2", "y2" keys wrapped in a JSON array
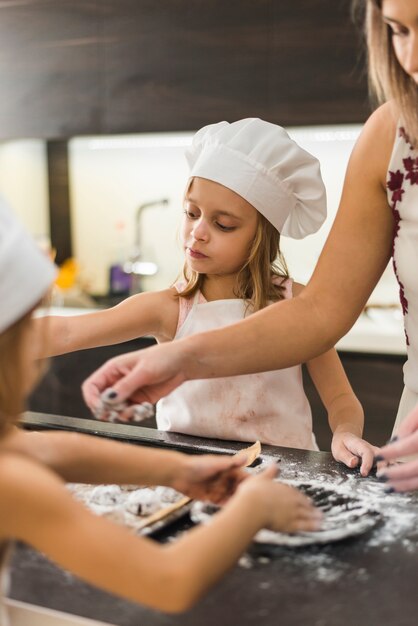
[
  {"x1": 0, "y1": 126, "x2": 399, "y2": 300},
  {"x1": 0, "y1": 0, "x2": 407, "y2": 447}
]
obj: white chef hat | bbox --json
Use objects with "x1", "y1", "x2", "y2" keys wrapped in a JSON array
[
  {"x1": 185, "y1": 118, "x2": 327, "y2": 239},
  {"x1": 0, "y1": 197, "x2": 57, "y2": 334}
]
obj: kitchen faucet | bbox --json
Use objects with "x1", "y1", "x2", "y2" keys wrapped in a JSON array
[{"x1": 124, "y1": 198, "x2": 169, "y2": 293}]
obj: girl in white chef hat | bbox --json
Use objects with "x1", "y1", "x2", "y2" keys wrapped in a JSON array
[
  {"x1": 43, "y1": 118, "x2": 377, "y2": 473},
  {"x1": 0, "y1": 199, "x2": 320, "y2": 619}
]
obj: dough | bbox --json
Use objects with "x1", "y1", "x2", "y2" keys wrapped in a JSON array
[{"x1": 191, "y1": 480, "x2": 381, "y2": 547}]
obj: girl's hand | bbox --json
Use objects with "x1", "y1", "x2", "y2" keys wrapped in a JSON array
[
  {"x1": 237, "y1": 465, "x2": 322, "y2": 533},
  {"x1": 171, "y1": 455, "x2": 248, "y2": 504},
  {"x1": 331, "y1": 431, "x2": 380, "y2": 477},
  {"x1": 82, "y1": 342, "x2": 188, "y2": 416},
  {"x1": 374, "y1": 404, "x2": 418, "y2": 492}
]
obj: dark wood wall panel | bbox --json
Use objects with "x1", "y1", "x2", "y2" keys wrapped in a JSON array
[
  {"x1": 0, "y1": 0, "x2": 369, "y2": 138},
  {"x1": 46, "y1": 140, "x2": 72, "y2": 263},
  {"x1": 101, "y1": 0, "x2": 369, "y2": 133},
  {"x1": 267, "y1": 0, "x2": 369, "y2": 125},
  {"x1": 0, "y1": 0, "x2": 102, "y2": 138},
  {"x1": 100, "y1": 0, "x2": 273, "y2": 132}
]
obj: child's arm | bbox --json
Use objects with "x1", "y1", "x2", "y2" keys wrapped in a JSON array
[
  {"x1": 0, "y1": 455, "x2": 320, "y2": 612},
  {"x1": 34, "y1": 288, "x2": 179, "y2": 358},
  {"x1": 305, "y1": 349, "x2": 380, "y2": 476},
  {"x1": 292, "y1": 283, "x2": 379, "y2": 476},
  {"x1": 2, "y1": 427, "x2": 245, "y2": 502}
]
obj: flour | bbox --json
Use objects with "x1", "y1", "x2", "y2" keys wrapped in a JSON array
[
  {"x1": 67, "y1": 483, "x2": 184, "y2": 532},
  {"x1": 192, "y1": 454, "x2": 418, "y2": 552},
  {"x1": 271, "y1": 455, "x2": 418, "y2": 550},
  {"x1": 67, "y1": 455, "x2": 418, "y2": 585}
]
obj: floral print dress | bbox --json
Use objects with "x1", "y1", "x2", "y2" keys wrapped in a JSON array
[{"x1": 387, "y1": 125, "x2": 418, "y2": 430}]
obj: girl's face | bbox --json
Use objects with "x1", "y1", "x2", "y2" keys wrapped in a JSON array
[
  {"x1": 382, "y1": 0, "x2": 418, "y2": 83},
  {"x1": 181, "y1": 177, "x2": 258, "y2": 277}
]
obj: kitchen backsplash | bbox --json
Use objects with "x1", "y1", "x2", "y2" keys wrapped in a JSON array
[{"x1": 0, "y1": 125, "x2": 399, "y2": 304}]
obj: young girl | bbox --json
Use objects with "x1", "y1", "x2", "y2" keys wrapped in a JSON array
[
  {"x1": 0, "y1": 200, "x2": 320, "y2": 622},
  {"x1": 42, "y1": 119, "x2": 376, "y2": 474}
]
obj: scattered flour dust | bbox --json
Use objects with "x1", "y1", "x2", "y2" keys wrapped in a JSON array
[
  {"x1": 276, "y1": 456, "x2": 418, "y2": 550},
  {"x1": 67, "y1": 483, "x2": 184, "y2": 532},
  {"x1": 251, "y1": 455, "x2": 418, "y2": 583},
  {"x1": 234, "y1": 456, "x2": 418, "y2": 582},
  {"x1": 67, "y1": 455, "x2": 418, "y2": 585}
]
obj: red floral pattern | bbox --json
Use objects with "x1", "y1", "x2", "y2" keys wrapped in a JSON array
[
  {"x1": 387, "y1": 127, "x2": 411, "y2": 345},
  {"x1": 403, "y1": 156, "x2": 418, "y2": 185},
  {"x1": 399, "y1": 126, "x2": 415, "y2": 150}
]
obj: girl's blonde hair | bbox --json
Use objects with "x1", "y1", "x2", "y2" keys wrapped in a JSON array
[
  {"x1": 177, "y1": 208, "x2": 290, "y2": 313},
  {"x1": 0, "y1": 311, "x2": 33, "y2": 433},
  {"x1": 0, "y1": 304, "x2": 47, "y2": 435},
  {"x1": 353, "y1": 0, "x2": 418, "y2": 144}
]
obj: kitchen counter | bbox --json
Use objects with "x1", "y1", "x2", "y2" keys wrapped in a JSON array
[
  {"x1": 336, "y1": 307, "x2": 406, "y2": 355},
  {"x1": 12, "y1": 413, "x2": 418, "y2": 626}
]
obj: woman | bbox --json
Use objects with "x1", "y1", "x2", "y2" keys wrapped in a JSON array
[{"x1": 83, "y1": 0, "x2": 418, "y2": 487}]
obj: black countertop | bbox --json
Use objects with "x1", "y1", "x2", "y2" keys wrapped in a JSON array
[{"x1": 12, "y1": 412, "x2": 418, "y2": 626}]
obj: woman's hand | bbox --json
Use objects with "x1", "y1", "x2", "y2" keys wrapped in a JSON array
[
  {"x1": 331, "y1": 431, "x2": 380, "y2": 477},
  {"x1": 171, "y1": 454, "x2": 248, "y2": 504},
  {"x1": 82, "y1": 342, "x2": 188, "y2": 416},
  {"x1": 375, "y1": 404, "x2": 418, "y2": 492},
  {"x1": 237, "y1": 465, "x2": 322, "y2": 533}
]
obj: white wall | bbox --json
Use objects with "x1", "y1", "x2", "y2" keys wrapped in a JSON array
[
  {"x1": 68, "y1": 133, "x2": 191, "y2": 293},
  {"x1": 0, "y1": 139, "x2": 49, "y2": 241},
  {"x1": 0, "y1": 126, "x2": 399, "y2": 304}
]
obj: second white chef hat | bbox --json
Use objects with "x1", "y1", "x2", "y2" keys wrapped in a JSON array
[{"x1": 0, "y1": 197, "x2": 57, "y2": 334}]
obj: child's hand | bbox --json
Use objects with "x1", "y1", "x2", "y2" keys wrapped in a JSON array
[
  {"x1": 171, "y1": 454, "x2": 248, "y2": 504},
  {"x1": 331, "y1": 431, "x2": 380, "y2": 477},
  {"x1": 237, "y1": 465, "x2": 322, "y2": 533}
]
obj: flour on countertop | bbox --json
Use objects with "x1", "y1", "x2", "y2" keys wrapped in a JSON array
[
  {"x1": 274, "y1": 456, "x2": 418, "y2": 550},
  {"x1": 67, "y1": 483, "x2": 184, "y2": 531},
  {"x1": 67, "y1": 455, "x2": 418, "y2": 585}
]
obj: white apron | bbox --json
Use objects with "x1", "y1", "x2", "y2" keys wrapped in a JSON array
[{"x1": 157, "y1": 290, "x2": 318, "y2": 450}]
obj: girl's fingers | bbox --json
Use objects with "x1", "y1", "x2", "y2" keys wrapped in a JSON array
[
  {"x1": 292, "y1": 516, "x2": 322, "y2": 533},
  {"x1": 335, "y1": 446, "x2": 359, "y2": 469},
  {"x1": 359, "y1": 448, "x2": 375, "y2": 477},
  {"x1": 258, "y1": 463, "x2": 280, "y2": 480},
  {"x1": 287, "y1": 507, "x2": 323, "y2": 532}
]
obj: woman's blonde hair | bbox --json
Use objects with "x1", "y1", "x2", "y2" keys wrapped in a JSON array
[
  {"x1": 353, "y1": 0, "x2": 418, "y2": 144},
  {"x1": 177, "y1": 209, "x2": 290, "y2": 313}
]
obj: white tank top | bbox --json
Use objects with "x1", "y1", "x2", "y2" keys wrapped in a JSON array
[
  {"x1": 387, "y1": 124, "x2": 418, "y2": 427},
  {"x1": 156, "y1": 280, "x2": 318, "y2": 450}
]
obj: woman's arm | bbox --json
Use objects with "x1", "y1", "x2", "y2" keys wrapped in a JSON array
[
  {"x1": 35, "y1": 288, "x2": 179, "y2": 358},
  {"x1": 0, "y1": 455, "x2": 319, "y2": 612},
  {"x1": 82, "y1": 103, "x2": 398, "y2": 410}
]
